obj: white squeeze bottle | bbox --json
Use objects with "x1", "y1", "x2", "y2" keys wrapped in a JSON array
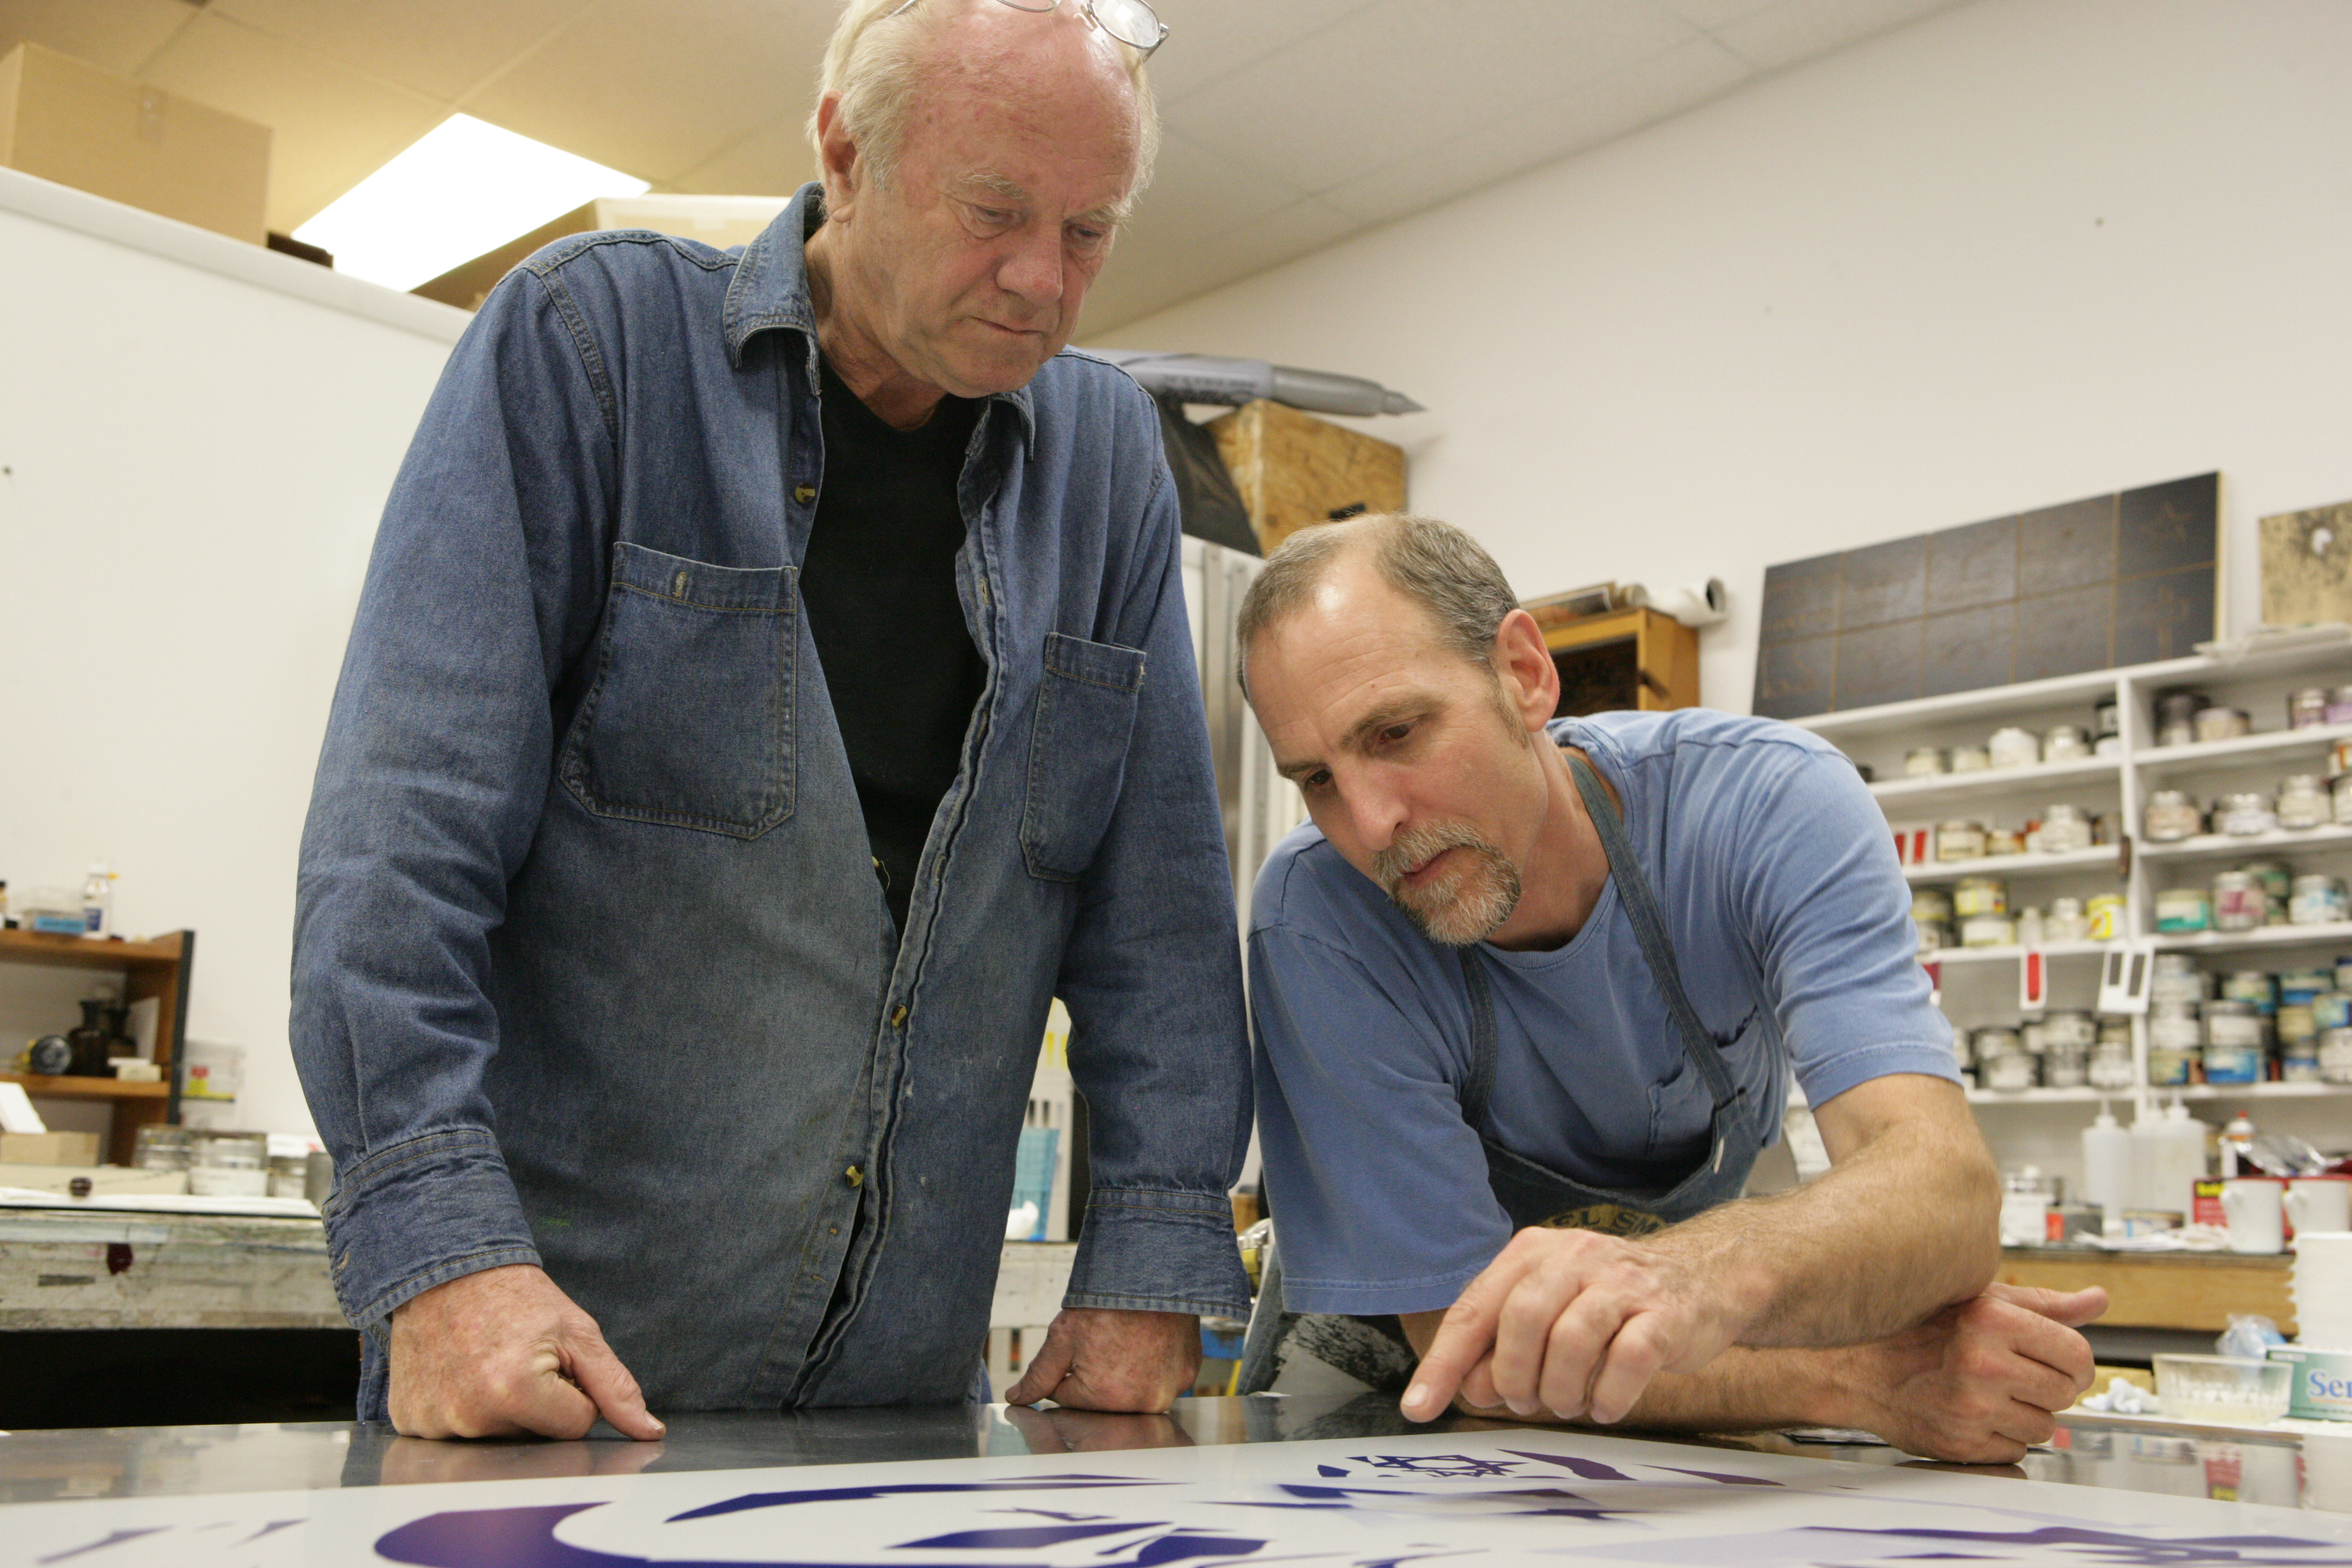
[
  {"x1": 2081, "y1": 1102, "x2": 2132, "y2": 1232},
  {"x1": 2148, "y1": 1099, "x2": 2210, "y2": 1220},
  {"x1": 2129, "y1": 1098, "x2": 2166, "y2": 1214}
]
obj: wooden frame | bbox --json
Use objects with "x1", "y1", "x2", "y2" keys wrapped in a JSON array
[
  {"x1": 1, "y1": 929, "x2": 195, "y2": 1164},
  {"x1": 1542, "y1": 606, "x2": 1701, "y2": 714}
]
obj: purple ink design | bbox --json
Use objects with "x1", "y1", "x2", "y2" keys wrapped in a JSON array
[
  {"x1": 1501, "y1": 1450, "x2": 1635, "y2": 1482},
  {"x1": 897, "y1": 1523, "x2": 1163, "y2": 1549},
  {"x1": 668, "y1": 1476, "x2": 1160, "y2": 1522},
  {"x1": 1649, "y1": 1467, "x2": 1782, "y2": 1488},
  {"x1": 1804, "y1": 1524, "x2": 2352, "y2": 1565},
  {"x1": 1350, "y1": 1456, "x2": 1525, "y2": 1478},
  {"x1": 36, "y1": 1529, "x2": 171, "y2": 1564}
]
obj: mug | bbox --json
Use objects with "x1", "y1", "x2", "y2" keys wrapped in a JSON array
[
  {"x1": 2287, "y1": 1175, "x2": 2352, "y2": 1240},
  {"x1": 2221, "y1": 1177, "x2": 2287, "y2": 1254}
]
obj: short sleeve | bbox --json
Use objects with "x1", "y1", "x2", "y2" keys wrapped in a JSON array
[
  {"x1": 1729, "y1": 744, "x2": 1959, "y2": 1107},
  {"x1": 1249, "y1": 915, "x2": 1512, "y2": 1316}
]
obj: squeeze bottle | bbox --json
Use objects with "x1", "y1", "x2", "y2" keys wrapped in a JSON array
[{"x1": 2081, "y1": 1102, "x2": 2132, "y2": 1228}]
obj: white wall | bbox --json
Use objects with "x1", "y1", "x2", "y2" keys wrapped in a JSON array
[
  {"x1": 0, "y1": 169, "x2": 462, "y2": 1139},
  {"x1": 1090, "y1": 0, "x2": 2352, "y2": 715}
]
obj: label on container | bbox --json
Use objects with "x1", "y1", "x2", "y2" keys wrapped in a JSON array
[
  {"x1": 2193, "y1": 1179, "x2": 2226, "y2": 1228},
  {"x1": 2271, "y1": 1347, "x2": 2352, "y2": 1421}
]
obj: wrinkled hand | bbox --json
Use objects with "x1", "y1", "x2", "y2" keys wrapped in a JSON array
[
  {"x1": 1003, "y1": 1308, "x2": 1198, "y2": 1413},
  {"x1": 1403, "y1": 1228, "x2": 1747, "y2": 1426},
  {"x1": 388, "y1": 1264, "x2": 664, "y2": 1441},
  {"x1": 1000, "y1": 1402, "x2": 1196, "y2": 1453},
  {"x1": 1838, "y1": 1283, "x2": 2106, "y2": 1463}
]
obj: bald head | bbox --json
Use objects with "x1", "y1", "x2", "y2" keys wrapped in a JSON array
[{"x1": 1237, "y1": 514, "x2": 1522, "y2": 697}]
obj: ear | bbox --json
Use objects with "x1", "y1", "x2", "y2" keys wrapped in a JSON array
[
  {"x1": 815, "y1": 92, "x2": 862, "y2": 221},
  {"x1": 1491, "y1": 609, "x2": 1560, "y2": 734}
]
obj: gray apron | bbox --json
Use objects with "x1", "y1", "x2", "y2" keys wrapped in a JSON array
[{"x1": 1237, "y1": 753, "x2": 1767, "y2": 1396}]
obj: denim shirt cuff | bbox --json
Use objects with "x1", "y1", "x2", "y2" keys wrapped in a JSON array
[
  {"x1": 1060, "y1": 1186, "x2": 1250, "y2": 1319},
  {"x1": 321, "y1": 1128, "x2": 543, "y2": 1329}
]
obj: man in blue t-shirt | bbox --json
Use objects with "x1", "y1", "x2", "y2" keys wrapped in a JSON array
[{"x1": 1237, "y1": 514, "x2": 2105, "y2": 1463}]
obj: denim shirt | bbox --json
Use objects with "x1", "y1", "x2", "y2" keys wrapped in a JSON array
[{"x1": 291, "y1": 184, "x2": 1253, "y2": 1413}]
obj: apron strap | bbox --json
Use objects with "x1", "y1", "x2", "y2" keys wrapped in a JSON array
[
  {"x1": 1562, "y1": 750, "x2": 1746, "y2": 1120},
  {"x1": 1458, "y1": 949, "x2": 1498, "y2": 1131}
]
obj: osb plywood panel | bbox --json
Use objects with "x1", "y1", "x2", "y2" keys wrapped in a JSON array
[{"x1": 1207, "y1": 399, "x2": 1406, "y2": 557}]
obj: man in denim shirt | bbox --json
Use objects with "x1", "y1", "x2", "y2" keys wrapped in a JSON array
[{"x1": 292, "y1": 0, "x2": 1249, "y2": 1439}]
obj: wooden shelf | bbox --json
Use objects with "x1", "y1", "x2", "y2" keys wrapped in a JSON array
[
  {"x1": 1, "y1": 928, "x2": 195, "y2": 1164},
  {"x1": 1905, "y1": 846, "x2": 2123, "y2": 883},
  {"x1": 1541, "y1": 607, "x2": 1700, "y2": 713},
  {"x1": 0, "y1": 1071, "x2": 169, "y2": 1101}
]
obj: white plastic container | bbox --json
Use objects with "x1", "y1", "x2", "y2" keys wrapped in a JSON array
[
  {"x1": 79, "y1": 862, "x2": 112, "y2": 939},
  {"x1": 2082, "y1": 1103, "x2": 2133, "y2": 1222}
]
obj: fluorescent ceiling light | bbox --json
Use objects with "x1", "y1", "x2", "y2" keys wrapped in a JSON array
[{"x1": 294, "y1": 114, "x2": 650, "y2": 293}]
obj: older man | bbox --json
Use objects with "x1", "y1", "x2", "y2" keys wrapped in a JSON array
[
  {"x1": 1235, "y1": 514, "x2": 2105, "y2": 1463},
  {"x1": 293, "y1": 0, "x2": 1248, "y2": 1439}
]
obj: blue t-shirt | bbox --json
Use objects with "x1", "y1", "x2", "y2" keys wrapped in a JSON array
[{"x1": 1248, "y1": 709, "x2": 1956, "y2": 1316}]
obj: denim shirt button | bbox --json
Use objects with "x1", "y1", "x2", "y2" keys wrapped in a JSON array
[
  {"x1": 889, "y1": 1004, "x2": 909, "y2": 1029},
  {"x1": 844, "y1": 1165, "x2": 864, "y2": 1188},
  {"x1": 793, "y1": 484, "x2": 817, "y2": 504}
]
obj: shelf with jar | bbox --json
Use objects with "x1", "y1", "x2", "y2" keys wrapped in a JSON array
[
  {"x1": 0, "y1": 928, "x2": 196, "y2": 1164},
  {"x1": 1792, "y1": 629, "x2": 2352, "y2": 1110}
]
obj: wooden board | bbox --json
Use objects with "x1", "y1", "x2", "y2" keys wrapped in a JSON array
[
  {"x1": 1997, "y1": 1245, "x2": 2296, "y2": 1334},
  {"x1": 1207, "y1": 399, "x2": 1407, "y2": 556},
  {"x1": 2260, "y1": 500, "x2": 2352, "y2": 628}
]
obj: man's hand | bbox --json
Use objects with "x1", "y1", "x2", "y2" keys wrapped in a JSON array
[
  {"x1": 1403, "y1": 1226, "x2": 1752, "y2": 1426},
  {"x1": 387, "y1": 1264, "x2": 664, "y2": 1441},
  {"x1": 1833, "y1": 1283, "x2": 2106, "y2": 1463},
  {"x1": 1003, "y1": 1308, "x2": 1199, "y2": 1413}
]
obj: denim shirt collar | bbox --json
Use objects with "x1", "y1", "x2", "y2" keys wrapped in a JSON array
[{"x1": 725, "y1": 182, "x2": 1038, "y2": 453}]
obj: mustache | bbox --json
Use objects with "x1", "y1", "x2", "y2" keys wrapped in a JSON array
[{"x1": 1373, "y1": 821, "x2": 1505, "y2": 893}]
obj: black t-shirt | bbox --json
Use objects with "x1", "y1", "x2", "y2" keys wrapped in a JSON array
[{"x1": 798, "y1": 356, "x2": 986, "y2": 939}]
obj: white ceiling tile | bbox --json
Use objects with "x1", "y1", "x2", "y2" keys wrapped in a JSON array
[
  {"x1": 1144, "y1": 0, "x2": 1380, "y2": 102},
  {"x1": 0, "y1": 0, "x2": 197, "y2": 76},
  {"x1": 133, "y1": 10, "x2": 447, "y2": 233},
  {"x1": 1656, "y1": 0, "x2": 1788, "y2": 30},
  {"x1": 1710, "y1": 0, "x2": 1963, "y2": 72},
  {"x1": 1171, "y1": 0, "x2": 1697, "y2": 192},
  {"x1": 1124, "y1": 127, "x2": 1309, "y2": 250},
  {"x1": 1318, "y1": 33, "x2": 1752, "y2": 224},
  {"x1": 462, "y1": 0, "x2": 836, "y2": 186},
  {"x1": 1082, "y1": 195, "x2": 1360, "y2": 335},
  {"x1": 208, "y1": 0, "x2": 596, "y2": 104},
  {"x1": 668, "y1": 112, "x2": 818, "y2": 198}
]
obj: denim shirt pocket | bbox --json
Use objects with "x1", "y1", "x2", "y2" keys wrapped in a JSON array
[
  {"x1": 1021, "y1": 631, "x2": 1149, "y2": 881},
  {"x1": 559, "y1": 541, "x2": 796, "y2": 838},
  {"x1": 1644, "y1": 1006, "x2": 1761, "y2": 1159}
]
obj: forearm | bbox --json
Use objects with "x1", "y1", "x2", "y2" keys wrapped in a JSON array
[{"x1": 1650, "y1": 1109, "x2": 1999, "y2": 1348}]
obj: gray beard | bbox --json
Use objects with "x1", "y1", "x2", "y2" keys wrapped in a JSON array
[{"x1": 1373, "y1": 821, "x2": 1524, "y2": 947}]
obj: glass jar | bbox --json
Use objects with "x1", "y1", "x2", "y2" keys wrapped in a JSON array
[
  {"x1": 1936, "y1": 820, "x2": 1987, "y2": 862},
  {"x1": 2039, "y1": 802, "x2": 2093, "y2": 853},
  {"x1": 1986, "y1": 828, "x2": 2026, "y2": 857},
  {"x1": 2043, "y1": 725, "x2": 2091, "y2": 761},
  {"x1": 2046, "y1": 896, "x2": 2088, "y2": 943},
  {"x1": 132, "y1": 1126, "x2": 195, "y2": 1172},
  {"x1": 187, "y1": 1130, "x2": 269, "y2": 1198},
  {"x1": 1904, "y1": 745, "x2": 1949, "y2": 777},
  {"x1": 1912, "y1": 888, "x2": 1955, "y2": 924},
  {"x1": 1950, "y1": 744, "x2": 1992, "y2": 773},
  {"x1": 2195, "y1": 706, "x2": 2253, "y2": 743},
  {"x1": 2086, "y1": 893, "x2": 2128, "y2": 940},
  {"x1": 1988, "y1": 726, "x2": 2039, "y2": 769},
  {"x1": 2291, "y1": 874, "x2": 2349, "y2": 926},
  {"x1": 2157, "y1": 690, "x2": 2207, "y2": 742},
  {"x1": 1981, "y1": 1048, "x2": 2037, "y2": 1092},
  {"x1": 1953, "y1": 875, "x2": 2008, "y2": 918},
  {"x1": 2291, "y1": 687, "x2": 2332, "y2": 729},
  {"x1": 2279, "y1": 774, "x2": 2332, "y2": 830},
  {"x1": 2042, "y1": 1010, "x2": 2097, "y2": 1051},
  {"x1": 2215, "y1": 791, "x2": 2279, "y2": 836},
  {"x1": 2319, "y1": 1026, "x2": 2352, "y2": 1084},
  {"x1": 2143, "y1": 789, "x2": 2202, "y2": 842},
  {"x1": 2213, "y1": 870, "x2": 2266, "y2": 932},
  {"x1": 2149, "y1": 1001, "x2": 2204, "y2": 1053},
  {"x1": 2043, "y1": 1043, "x2": 2088, "y2": 1088},
  {"x1": 2087, "y1": 1041, "x2": 2135, "y2": 1089},
  {"x1": 2204, "y1": 999, "x2": 2265, "y2": 1048},
  {"x1": 2155, "y1": 886, "x2": 2211, "y2": 933},
  {"x1": 1961, "y1": 913, "x2": 2017, "y2": 949},
  {"x1": 2151, "y1": 954, "x2": 2210, "y2": 1004}
]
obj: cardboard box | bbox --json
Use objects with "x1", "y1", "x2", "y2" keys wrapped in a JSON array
[
  {"x1": 0, "y1": 42, "x2": 270, "y2": 244},
  {"x1": 0, "y1": 1130, "x2": 103, "y2": 1167},
  {"x1": 413, "y1": 193, "x2": 791, "y2": 310},
  {"x1": 2271, "y1": 1346, "x2": 2352, "y2": 1422}
]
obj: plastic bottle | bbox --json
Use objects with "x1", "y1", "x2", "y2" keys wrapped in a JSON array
[
  {"x1": 2081, "y1": 1102, "x2": 2133, "y2": 1228},
  {"x1": 79, "y1": 862, "x2": 113, "y2": 939},
  {"x1": 2145, "y1": 1099, "x2": 2210, "y2": 1219},
  {"x1": 2219, "y1": 1110, "x2": 2257, "y2": 1178},
  {"x1": 2129, "y1": 1099, "x2": 2166, "y2": 1214}
]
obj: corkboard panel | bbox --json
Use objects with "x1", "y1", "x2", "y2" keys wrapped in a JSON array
[
  {"x1": 2260, "y1": 500, "x2": 2352, "y2": 629},
  {"x1": 1206, "y1": 399, "x2": 1406, "y2": 557}
]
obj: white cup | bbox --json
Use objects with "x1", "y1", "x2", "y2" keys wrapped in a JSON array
[
  {"x1": 2221, "y1": 1177, "x2": 2287, "y2": 1254},
  {"x1": 2287, "y1": 1176, "x2": 2352, "y2": 1240},
  {"x1": 2307, "y1": 1430, "x2": 2352, "y2": 1512}
]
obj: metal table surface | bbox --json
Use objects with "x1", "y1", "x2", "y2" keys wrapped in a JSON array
[{"x1": 1, "y1": 1394, "x2": 2344, "y2": 1513}]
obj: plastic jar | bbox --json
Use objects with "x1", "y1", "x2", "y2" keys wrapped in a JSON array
[
  {"x1": 2046, "y1": 897, "x2": 2088, "y2": 943},
  {"x1": 2151, "y1": 954, "x2": 2210, "y2": 1003},
  {"x1": 1936, "y1": 821, "x2": 1987, "y2": 862},
  {"x1": 2202, "y1": 1041, "x2": 2266, "y2": 1085},
  {"x1": 1986, "y1": 828, "x2": 2026, "y2": 857},
  {"x1": 2280, "y1": 966, "x2": 2334, "y2": 1005},
  {"x1": 2040, "y1": 803, "x2": 2093, "y2": 853},
  {"x1": 2215, "y1": 792, "x2": 2279, "y2": 836},
  {"x1": 2143, "y1": 790, "x2": 2202, "y2": 842},
  {"x1": 2204, "y1": 1000, "x2": 2265, "y2": 1049},
  {"x1": 2213, "y1": 870, "x2": 2266, "y2": 932},
  {"x1": 1988, "y1": 726, "x2": 2039, "y2": 769},
  {"x1": 1953, "y1": 876, "x2": 2008, "y2": 918},
  {"x1": 1961, "y1": 913, "x2": 2017, "y2": 949},
  {"x1": 1904, "y1": 746, "x2": 1949, "y2": 777},
  {"x1": 2042, "y1": 1010, "x2": 2097, "y2": 1051},
  {"x1": 2291, "y1": 874, "x2": 2349, "y2": 926},
  {"x1": 2087, "y1": 893, "x2": 2128, "y2": 940},
  {"x1": 2043, "y1": 725, "x2": 2092, "y2": 761},
  {"x1": 2290, "y1": 688, "x2": 2332, "y2": 729},
  {"x1": 2156, "y1": 886, "x2": 2212, "y2": 933},
  {"x1": 1950, "y1": 745, "x2": 1992, "y2": 773},
  {"x1": 2221, "y1": 970, "x2": 2278, "y2": 1013},
  {"x1": 2279, "y1": 774, "x2": 2332, "y2": 830},
  {"x1": 2149, "y1": 1001, "x2": 2205, "y2": 1053},
  {"x1": 2195, "y1": 706, "x2": 2253, "y2": 743},
  {"x1": 2088, "y1": 1041, "x2": 2135, "y2": 1089}
]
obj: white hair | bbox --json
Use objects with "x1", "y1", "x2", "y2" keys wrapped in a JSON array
[{"x1": 806, "y1": 0, "x2": 1159, "y2": 200}]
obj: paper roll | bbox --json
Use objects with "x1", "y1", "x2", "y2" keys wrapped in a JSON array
[{"x1": 1652, "y1": 578, "x2": 1728, "y2": 629}]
